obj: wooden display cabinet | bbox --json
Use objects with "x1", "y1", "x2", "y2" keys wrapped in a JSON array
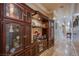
[
  {"x1": 30, "y1": 42, "x2": 39, "y2": 56},
  {"x1": 31, "y1": 12, "x2": 49, "y2": 55},
  {"x1": 0, "y1": 3, "x2": 54, "y2": 56},
  {"x1": 31, "y1": 16, "x2": 43, "y2": 55},
  {"x1": 48, "y1": 20, "x2": 54, "y2": 48},
  {"x1": 42, "y1": 19, "x2": 49, "y2": 49},
  {"x1": 0, "y1": 3, "x2": 34, "y2": 56}
]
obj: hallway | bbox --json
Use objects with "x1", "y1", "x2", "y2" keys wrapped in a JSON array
[
  {"x1": 1, "y1": 3, "x2": 79, "y2": 56},
  {"x1": 40, "y1": 37, "x2": 77, "y2": 56}
]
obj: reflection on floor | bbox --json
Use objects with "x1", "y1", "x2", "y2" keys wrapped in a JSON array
[
  {"x1": 73, "y1": 33, "x2": 79, "y2": 55},
  {"x1": 73, "y1": 40, "x2": 79, "y2": 55},
  {"x1": 40, "y1": 47, "x2": 54, "y2": 56},
  {"x1": 40, "y1": 38, "x2": 77, "y2": 56}
]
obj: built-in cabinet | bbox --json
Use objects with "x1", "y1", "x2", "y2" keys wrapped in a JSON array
[
  {"x1": 0, "y1": 3, "x2": 33, "y2": 56},
  {"x1": 31, "y1": 12, "x2": 54, "y2": 54},
  {"x1": 0, "y1": 3, "x2": 54, "y2": 56},
  {"x1": 48, "y1": 20, "x2": 54, "y2": 48}
]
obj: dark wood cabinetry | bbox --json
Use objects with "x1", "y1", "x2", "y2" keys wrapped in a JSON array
[
  {"x1": 30, "y1": 42, "x2": 39, "y2": 56},
  {"x1": 31, "y1": 11, "x2": 54, "y2": 55},
  {"x1": 0, "y1": 3, "x2": 54, "y2": 56},
  {"x1": 48, "y1": 20, "x2": 54, "y2": 48},
  {"x1": 0, "y1": 3, "x2": 34, "y2": 56}
]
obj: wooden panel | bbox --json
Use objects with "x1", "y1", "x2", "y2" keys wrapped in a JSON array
[
  {"x1": 37, "y1": 40, "x2": 47, "y2": 55},
  {"x1": 24, "y1": 46, "x2": 31, "y2": 56},
  {"x1": 43, "y1": 40, "x2": 47, "y2": 50},
  {"x1": 13, "y1": 50, "x2": 25, "y2": 56},
  {"x1": 25, "y1": 50, "x2": 31, "y2": 56},
  {"x1": 0, "y1": 4, "x2": 4, "y2": 56},
  {"x1": 48, "y1": 20, "x2": 54, "y2": 48},
  {"x1": 24, "y1": 24, "x2": 31, "y2": 47},
  {"x1": 31, "y1": 42, "x2": 38, "y2": 56},
  {"x1": 0, "y1": 3, "x2": 52, "y2": 56},
  {"x1": 0, "y1": 21, "x2": 2, "y2": 55},
  {"x1": 14, "y1": 52, "x2": 25, "y2": 56}
]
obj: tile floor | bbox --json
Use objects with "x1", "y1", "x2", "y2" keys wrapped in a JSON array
[{"x1": 40, "y1": 38, "x2": 78, "y2": 56}]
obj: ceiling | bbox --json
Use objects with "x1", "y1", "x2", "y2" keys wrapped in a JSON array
[
  {"x1": 29, "y1": 3, "x2": 68, "y2": 14},
  {"x1": 27, "y1": 3, "x2": 76, "y2": 18},
  {"x1": 41, "y1": 3, "x2": 64, "y2": 11},
  {"x1": 39, "y1": 3, "x2": 75, "y2": 18},
  {"x1": 41, "y1": 3, "x2": 73, "y2": 12}
]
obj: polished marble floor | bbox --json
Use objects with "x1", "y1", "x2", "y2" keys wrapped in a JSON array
[
  {"x1": 73, "y1": 40, "x2": 79, "y2": 55},
  {"x1": 40, "y1": 37, "x2": 78, "y2": 56}
]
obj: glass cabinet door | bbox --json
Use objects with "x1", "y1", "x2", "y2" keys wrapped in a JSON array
[
  {"x1": 4, "y1": 4, "x2": 23, "y2": 20},
  {"x1": 23, "y1": 12, "x2": 31, "y2": 22},
  {"x1": 27, "y1": 12, "x2": 31, "y2": 22},
  {"x1": 5, "y1": 23, "x2": 23, "y2": 55}
]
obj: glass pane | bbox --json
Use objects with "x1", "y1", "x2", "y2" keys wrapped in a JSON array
[
  {"x1": 27, "y1": 12, "x2": 31, "y2": 22},
  {"x1": 6, "y1": 23, "x2": 23, "y2": 54},
  {"x1": 24, "y1": 13, "x2": 27, "y2": 21},
  {"x1": 5, "y1": 4, "x2": 23, "y2": 20},
  {"x1": 5, "y1": 4, "x2": 10, "y2": 16}
]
